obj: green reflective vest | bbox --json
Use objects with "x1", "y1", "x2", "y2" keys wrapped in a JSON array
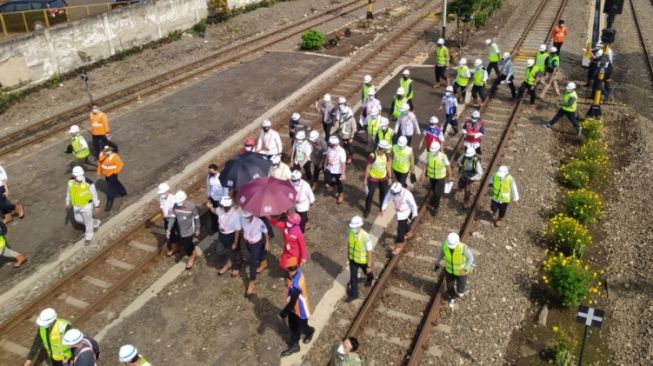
[
  {"x1": 561, "y1": 91, "x2": 577, "y2": 112},
  {"x1": 400, "y1": 77, "x2": 414, "y2": 100},
  {"x1": 39, "y1": 318, "x2": 72, "y2": 361},
  {"x1": 348, "y1": 229, "x2": 369, "y2": 264},
  {"x1": 68, "y1": 179, "x2": 93, "y2": 207},
  {"x1": 391, "y1": 145, "x2": 412, "y2": 173},
  {"x1": 535, "y1": 51, "x2": 548, "y2": 72},
  {"x1": 0, "y1": 235, "x2": 6, "y2": 253},
  {"x1": 71, "y1": 135, "x2": 89, "y2": 160},
  {"x1": 546, "y1": 54, "x2": 560, "y2": 70},
  {"x1": 369, "y1": 152, "x2": 388, "y2": 179},
  {"x1": 376, "y1": 128, "x2": 394, "y2": 149},
  {"x1": 442, "y1": 242, "x2": 467, "y2": 276},
  {"x1": 524, "y1": 66, "x2": 537, "y2": 86},
  {"x1": 473, "y1": 68, "x2": 486, "y2": 87},
  {"x1": 392, "y1": 96, "x2": 407, "y2": 119},
  {"x1": 362, "y1": 83, "x2": 372, "y2": 103},
  {"x1": 435, "y1": 46, "x2": 449, "y2": 66},
  {"x1": 139, "y1": 355, "x2": 152, "y2": 366},
  {"x1": 366, "y1": 116, "x2": 380, "y2": 137},
  {"x1": 488, "y1": 46, "x2": 499, "y2": 62},
  {"x1": 455, "y1": 65, "x2": 470, "y2": 87},
  {"x1": 426, "y1": 151, "x2": 447, "y2": 179},
  {"x1": 491, "y1": 174, "x2": 513, "y2": 203}
]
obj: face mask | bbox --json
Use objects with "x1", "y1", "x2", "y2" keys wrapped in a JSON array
[
  {"x1": 337, "y1": 344, "x2": 346, "y2": 355},
  {"x1": 263, "y1": 127, "x2": 270, "y2": 132},
  {"x1": 209, "y1": 172, "x2": 216, "y2": 177},
  {"x1": 75, "y1": 175, "x2": 84, "y2": 182},
  {"x1": 445, "y1": 92, "x2": 452, "y2": 96},
  {"x1": 92, "y1": 108, "x2": 98, "y2": 113},
  {"x1": 339, "y1": 106, "x2": 346, "y2": 113},
  {"x1": 291, "y1": 179, "x2": 300, "y2": 184},
  {"x1": 245, "y1": 146, "x2": 253, "y2": 151},
  {"x1": 174, "y1": 203, "x2": 182, "y2": 208},
  {"x1": 286, "y1": 222, "x2": 293, "y2": 228}
]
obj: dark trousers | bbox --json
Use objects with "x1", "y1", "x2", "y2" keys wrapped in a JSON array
[
  {"x1": 91, "y1": 135, "x2": 118, "y2": 158},
  {"x1": 348, "y1": 260, "x2": 373, "y2": 297},
  {"x1": 163, "y1": 218, "x2": 179, "y2": 243},
  {"x1": 208, "y1": 197, "x2": 220, "y2": 234},
  {"x1": 292, "y1": 163, "x2": 313, "y2": 183},
  {"x1": 364, "y1": 179, "x2": 387, "y2": 213},
  {"x1": 517, "y1": 82, "x2": 536, "y2": 104},
  {"x1": 323, "y1": 122, "x2": 332, "y2": 140},
  {"x1": 434, "y1": 65, "x2": 447, "y2": 83},
  {"x1": 490, "y1": 200, "x2": 508, "y2": 219},
  {"x1": 394, "y1": 170, "x2": 408, "y2": 187},
  {"x1": 179, "y1": 236, "x2": 195, "y2": 256},
  {"x1": 443, "y1": 114, "x2": 458, "y2": 135},
  {"x1": 288, "y1": 312, "x2": 313, "y2": 344},
  {"x1": 458, "y1": 177, "x2": 475, "y2": 203},
  {"x1": 0, "y1": 186, "x2": 16, "y2": 213},
  {"x1": 487, "y1": 61, "x2": 500, "y2": 77},
  {"x1": 246, "y1": 239, "x2": 265, "y2": 281},
  {"x1": 342, "y1": 139, "x2": 353, "y2": 160},
  {"x1": 553, "y1": 42, "x2": 563, "y2": 55},
  {"x1": 396, "y1": 218, "x2": 410, "y2": 242},
  {"x1": 548, "y1": 109, "x2": 579, "y2": 131},
  {"x1": 105, "y1": 174, "x2": 127, "y2": 202},
  {"x1": 219, "y1": 231, "x2": 242, "y2": 269},
  {"x1": 587, "y1": 62, "x2": 598, "y2": 85},
  {"x1": 471, "y1": 85, "x2": 486, "y2": 101},
  {"x1": 445, "y1": 272, "x2": 467, "y2": 298},
  {"x1": 311, "y1": 162, "x2": 322, "y2": 185},
  {"x1": 298, "y1": 211, "x2": 308, "y2": 233},
  {"x1": 489, "y1": 74, "x2": 516, "y2": 98},
  {"x1": 429, "y1": 178, "x2": 445, "y2": 209},
  {"x1": 453, "y1": 82, "x2": 467, "y2": 100},
  {"x1": 325, "y1": 171, "x2": 343, "y2": 193}
]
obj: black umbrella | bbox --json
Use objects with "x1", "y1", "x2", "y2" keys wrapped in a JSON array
[{"x1": 219, "y1": 152, "x2": 272, "y2": 189}]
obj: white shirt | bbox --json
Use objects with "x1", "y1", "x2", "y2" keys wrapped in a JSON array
[
  {"x1": 293, "y1": 179, "x2": 315, "y2": 212},
  {"x1": 241, "y1": 215, "x2": 268, "y2": 243},
  {"x1": 325, "y1": 146, "x2": 347, "y2": 174},
  {"x1": 270, "y1": 162, "x2": 292, "y2": 180},
  {"x1": 257, "y1": 129, "x2": 282, "y2": 155},
  {"x1": 292, "y1": 140, "x2": 313, "y2": 166},
  {"x1": 159, "y1": 193, "x2": 175, "y2": 218},
  {"x1": 0, "y1": 165, "x2": 7, "y2": 187},
  {"x1": 217, "y1": 207, "x2": 242, "y2": 234},
  {"x1": 365, "y1": 97, "x2": 382, "y2": 116},
  {"x1": 207, "y1": 174, "x2": 228, "y2": 202},
  {"x1": 382, "y1": 189, "x2": 418, "y2": 220},
  {"x1": 394, "y1": 111, "x2": 420, "y2": 137}
]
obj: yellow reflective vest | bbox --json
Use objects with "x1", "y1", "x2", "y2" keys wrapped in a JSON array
[
  {"x1": 400, "y1": 78, "x2": 414, "y2": 100},
  {"x1": 455, "y1": 65, "x2": 470, "y2": 87},
  {"x1": 68, "y1": 179, "x2": 93, "y2": 207},
  {"x1": 391, "y1": 145, "x2": 412, "y2": 173},
  {"x1": 348, "y1": 229, "x2": 369, "y2": 264},
  {"x1": 426, "y1": 151, "x2": 447, "y2": 179},
  {"x1": 39, "y1": 318, "x2": 72, "y2": 361},
  {"x1": 71, "y1": 135, "x2": 89, "y2": 159},
  {"x1": 442, "y1": 242, "x2": 468, "y2": 276},
  {"x1": 0, "y1": 235, "x2": 6, "y2": 253},
  {"x1": 561, "y1": 91, "x2": 577, "y2": 112},
  {"x1": 368, "y1": 152, "x2": 388, "y2": 179},
  {"x1": 435, "y1": 46, "x2": 449, "y2": 66},
  {"x1": 491, "y1": 174, "x2": 514, "y2": 203}
]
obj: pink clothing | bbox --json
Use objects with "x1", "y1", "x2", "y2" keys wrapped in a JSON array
[{"x1": 270, "y1": 217, "x2": 308, "y2": 269}]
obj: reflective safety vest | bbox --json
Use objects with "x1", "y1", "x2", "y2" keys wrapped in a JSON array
[
  {"x1": 366, "y1": 116, "x2": 380, "y2": 137},
  {"x1": 561, "y1": 91, "x2": 577, "y2": 112},
  {"x1": 400, "y1": 78, "x2": 414, "y2": 100},
  {"x1": 89, "y1": 112, "x2": 109, "y2": 136},
  {"x1": 368, "y1": 152, "x2": 388, "y2": 179},
  {"x1": 473, "y1": 68, "x2": 486, "y2": 87},
  {"x1": 426, "y1": 151, "x2": 447, "y2": 179},
  {"x1": 488, "y1": 45, "x2": 500, "y2": 62},
  {"x1": 455, "y1": 65, "x2": 470, "y2": 87},
  {"x1": 68, "y1": 179, "x2": 93, "y2": 207},
  {"x1": 491, "y1": 174, "x2": 513, "y2": 203},
  {"x1": 524, "y1": 66, "x2": 537, "y2": 86},
  {"x1": 435, "y1": 46, "x2": 449, "y2": 66},
  {"x1": 442, "y1": 242, "x2": 468, "y2": 276},
  {"x1": 546, "y1": 54, "x2": 560, "y2": 70},
  {"x1": 40, "y1": 318, "x2": 72, "y2": 361},
  {"x1": 98, "y1": 152, "x2": 123, "y2": 176},
  {"x1": 0, "y1": 235, "x2": 6, "y2": 253},
  {"x1": 362, "y1": 83, "x2": 372, "y2": 103},
  {"x1": 137, "y1": 355, "x2": 152, "y2": 366},
  {"x1": 535, "y1": 51, "x2": 548, "y2": 72},
  {"x1": 460, "y1": 156, "x2": 479, "y2": 176},
  {"x1": 71, "y1": 135, "x2": 89, "y2": 160},
  {"x1": 376, "y1": 128, "x2": 394, "y2": 149},
  {"x1": 287, "y1": 268, "x2": 312, "y2": 319},
  {"x1": 392, "y1": 96, "x2": 407, "y2": 119},
  {"x1": 348, "y1": 229, "x2": 369, "y2": 264},
  {"x1": 293, "y1": 140, "x2": 309, "y2": 164},
  {"x1": 391, "y1": 145, "x2": 412, "y2": 174}
]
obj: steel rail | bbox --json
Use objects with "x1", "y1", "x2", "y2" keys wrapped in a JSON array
[{"x1": 629, "y1": 0, "x2": 653, "y2": 90}]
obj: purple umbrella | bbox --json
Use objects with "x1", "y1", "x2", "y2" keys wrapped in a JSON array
[{"x1": 236, "y1": 177, "x2": 296, "y2": 216}]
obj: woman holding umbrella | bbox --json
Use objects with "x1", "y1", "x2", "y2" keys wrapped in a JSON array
[{"x1": 269, "y1": 213, "x2": 307, "y2": 270}]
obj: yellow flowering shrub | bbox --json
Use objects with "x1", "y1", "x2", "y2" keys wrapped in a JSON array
[
  {"x1": 544, "y1": 214, "x2": 591, "y2": 256},
  {"x1": 576, "y1": 140, "x2": 608, "y2": 162},
  {"x1": 542, "y1": 254, "x2": 599, "y2": 307},
  {"x1": 558, "y1": 156, "x2": 608, "y2": 189},
  {"x1": 580, "y1": 118, "x2": 604, "y2": 140},
  {"x1": 564, "y1": 189, "x2": 603, "y2": 225}
]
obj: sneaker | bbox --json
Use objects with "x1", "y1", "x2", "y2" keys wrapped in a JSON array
[
  {"x1": 303, "y1": 327, "x2": 315, "y2": 344},
  {"x1": 577, "y1": 127, "x2": 583, "y2": 136},
  {"x1": 93, "y1": 219, "x2": 101, "y2": 230},
  {"x1": 448, "y1": 299, "x2": 456, "y2": 308},
  {"x1": 543, "y1": 123, "x2": 552, "y2": 129},
  {"x1": 84, "y1": 239, "x2": 92, "y2": 246},
  {"x1": 281, "y1": 343, "x2": 300, "y2": 357},
  {"x1": 345, "y1": 294, "x2": 359, "y2": 303}
]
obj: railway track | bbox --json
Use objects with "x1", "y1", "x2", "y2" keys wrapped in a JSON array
[
  {"x1": 629, "y1": 0, "x2": 653, "y2": 90},
  {"x1": 0, "y1": 1, "x2": 442, "y2": 363},
  {"x1": 341, "y1": 0, "x2": 569, "y2": 364}
]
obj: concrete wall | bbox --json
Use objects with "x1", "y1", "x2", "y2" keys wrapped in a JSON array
[{"x1": 0, "y1": 0, "x2": 208, "y2": 88}]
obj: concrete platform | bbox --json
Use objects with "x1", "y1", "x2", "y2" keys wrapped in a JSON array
[{"x1": 0, "y1": 51, "x2": 339, "y2": 290}]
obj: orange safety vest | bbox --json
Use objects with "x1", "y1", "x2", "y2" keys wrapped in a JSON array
[
  {"x1": 552, "y1": 25, "x2": 567, "y2": 43},
  {"x1": 97, "y1": 152, "x2": 123, "y2": 176},
  {"x1": 89, "y1": 112, "x2": 110, "y2": 136}
]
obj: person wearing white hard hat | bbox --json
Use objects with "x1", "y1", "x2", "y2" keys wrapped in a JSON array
[
  {"x1": 166, "y1": 190, "x2": 200, "y2": 270},
  {"x1": 485, "y1": 39, "x2": 501, "y2": 77},
  {"x1": 0, "y1": 220, "x2": 27, "y2": 267},
  {"x1": 516, "y1": 58, "x2": 540, "y2": 105},
  {"x1": 288, "y1": 112, "x2": 308, "y2": 144},
  {"x1": 346, "y1": 215, "x2": 374, "y2": 301},
  {"x1": 269, "y1": 154, "x2": 292, "y2": 181},
  {"x1": 453, "y1": 58, "x2": 471, "y2": 103},
  {"x1": 333, "y1": 96, "x2": 357, "y2": 164},
  {"x1": 0, "y1": 164, "x2": 25, "y2": 224},
  {"x1": 419, "y1": 116, "x2": 445, "y2": 153},
  {"x1": 440, "y1": 85, "x2": 459, "y2": 135},
  {"x1": 363, "y1": 140, "x2": 392, "y2": 218},
  {"x1": 207, "y1": 195, "x2": 242, "y2": 276},
  {"x1": 375, "y1": 117, "x2": 394, "y2": 152},
  {"x1": 97, "y1": 144, "x2": 126, "y2": 211},
  {"x1": 66, "y1": 124, "x2": 91, "y2": 166},
  {"x1": 257, "y1": 119, "x2": 283, "y2": 159},
  {"x1": 88, "y1": 104, "x2": 117, "y2": 159},
  {"x1": 240, "y1": 210, "x2": 270, "y2": 296},
  {"x1": 433, "y1": 38, "x2": 450, "y2": 87},
  {"x1": 382, "y1": 182, "x2": 418, "y2": 255},
  {"x1": 25, "y1": 308, "x2": 73, "y2": 366},
  {"x1": 540, "y1": 47, "x2": 561, "y2": 97},
  {"x1": 390, "y1": 87, "x2": 410, "y2": 120},
  {"x1": 290, "y1": 169, "x2": 315, "y2": 232},
  {"x1": 360, "y1": 75, "x2": 375, "y2": 121},
  {"x1": 118, "y1": 344, "x2": 151, "y2": 365},
  {"x1": 462, "y1": 110, "x2": 485, "y2": 155},
  {"x1": 544, "y1": 82, "x2": 581, "y2": 135},
  {"x1": 424, "y1": 141, "x2": 452, "y2": 216},
  {"x1": 363, "y1": 110, "x2": 388, "y2": 153},
  {"x1": 399, "y1": 69, "x2": 414, "y2": 104},
  {"x1": 66, "y1": 166, "x2": 101, "y2": 245},
  {"x1": 489, "y1": 165, "x2": 519, "y2": 227},
  {"x1": 457, "y1": 146, "x2": 483, "y2": 208},
  {"x1": 394, "y1": 102, "x2": 420, "y2": 146},
  {"x1": 586, "y1": 43, "x2": 613, "y2": 87},
  {"x1": 324, "y1": 135, "x2": 347, "y2": 204},
  {"x1": 61, "y1": 328, "x2": 100, "y2": 366},
  {"x1": 391, "y1": 136, "x2": 415, "y2": 187},
  {"x1": 471, "y1": 59, "x2": 488, "y2": 106},
  {"x1": 157, "y1": 182, "x2": 179, "y2": 257},
  {"x1": 534, "y1": 44, "x2": 549, "y2": 73},
  {"x1": 489, "y1": 52, "x2": 516, "y2": 98},
  {"x1": 434, "y1": 232, "x2": 474, "y2": 307},
  {"x1": 315, "y1": 93, "x2": 336, "y2": 139},
  {"x1": 207, "y1": 163, "x2": 228, "y2": 234},
  {"x1": 360, "y1": 86, "x2": 382, "y2": 128},
  {"x1": 308, "y1": 130, "x2": 327, "y2": 191},
  {"x1": 290, "y1": 129, "x2": 313, "y2": 179}
]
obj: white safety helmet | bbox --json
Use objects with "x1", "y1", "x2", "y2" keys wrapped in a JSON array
[
  {"x1": 550, "y1": 46, "x2": 557, "y2": 53},
  {"x1": 62, "y1": 329, "x2": 84, "y2": 346},
  {"x1": 471, "y1": 110, "x2": 480, "y2": 120},
  {"x1": 429, "y1": 141, "x2": 441, "y2": 152},
  {"x1": 390, "y1": 182, "x2": 403, "y2": 194},
  {"x1": 157, "y1": 182, "x2": 170, "y2": 195},
  {"x1": 595, "y1": 49, "x2": 604, "y2": 57},
  {"x1": 402, "y1": 69, "x2": 410, "y2": 76},
  {"x1": 429, "y1": 116, "x2": 439, "y2": 125},
  {"x1": 69, "y1": 125, "x2": 80, "y2": 134},
  {"x1": 446, "y1": 232, "x2": 460, "y2": 248},
  {"x1": 396, "y1": 87, "x2": 405, "y2": 96},
  {"x1": 364, "y1": 75, "x2": 372, "y2": 83},
  {"x1": 502, "y1": 52, "x2": 511, "y2": 59},
  {"x1": 295, "y1": 130, "x2": 306, "y2": 140},
  {"x1": 72, "y1": 166, "x2": 85, "y2": 178},
  {"x1": 377, "y1": 140, "x2": 390, "y2": 150},
  {"x1": 328, "y1": 135, "x2": 340, "y2": 145},
  {"x1": 261, "y1": 119, "x2": 272, "y2": 128},
  {"x1": 566, "y1": 82, "x2": 576, "y2": 91},
  {"x1": 323, "y1": 93, "x2": 332, "y2": 102},
  {"x1": 291, "y1": 112, "x2": 301, "y2": 121},
  {"x1": 119, "y1": 345, "x2": 138, "y2": 363},
  {"x1": 437, "y1": 38, "x2": 445, "y2": 45},
  {"x1": 174, "y1": 190, "x2": 187, "y2": 205},
  {"x1": 291, "y1": 170, "x2": 302, "y2": 181},
  {"x1": 459, "y1": 58, "x2": 467, "y2": 66},
  {"x1": 36, "y1": 308, "x2": 57, "y2": 327},
  {"x1": 397, "y1": 136, "x2": 408, "y2": 147},
  {"x1": 338, "y1": 96, "x2": 347, "y2": 105},
  {"x1": 497, "y1": 165, "x2": 509, "y2": 178},
  {"x1": 400, "y1": 103, "x2": 410, "y2": 112},
  {"x1": 380, "y1": 118, "x2": 389, "y2": 128},
  {"x1": 349, "y1": 215, "x2": 364, "y2": 228},
  {"x1": 271, "y1": 154, "x2": 281, "y2": 165},
  {"x1": 485, "y1": 38, "x2": 492, "y2": 45},
  {"x1": 491, "y1": 43, "x2": 498, "y2": 48},
  {"x1": 220, "y1": 196, "x2": 233, "y2": 207},
  {"x1": 539, "y1": 44, "x2": 546, "y2": 52},
  {"x1": 309, "y1": 130, "x2": 320, "y2": 142},
  {"x1": 474, "y1": 59, "x2": 483, "y2": 67},
  {"x1": 445, "y1": 85, "x2": 454, "y2": 93},
  {"x1": 465, "y1": 146, "x2": 476, "y2": 157},
  {"x1": 368, "y1": 87, "x2": 376, "y2": 96},
  {"x1": 526, "y1": 59, "x2": 535, "y2": 67}
]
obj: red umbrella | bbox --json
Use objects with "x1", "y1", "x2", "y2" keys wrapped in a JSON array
[{"x1": 236, "y1": 177, "x2": 296, "y2": 216}]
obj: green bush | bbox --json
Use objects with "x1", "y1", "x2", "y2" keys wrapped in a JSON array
[
  {"x1": 558, "y1": 158, "x2": 590, "y2": 188},
  {"x1": 46, "y1": 74, "x2": 61, "y2": 89},
  {"x1": 543, "y1": 254, "x2": 594, "y2": 307},
  {"x1": 191, "y1": 18, "x2": 208, "y2": 36},
  {"x1": 552, "y1": 326, "x2": 576, "y2": 366},
  {"x1": 580, "y1": 118, "x2": 603, "y2": 140},
  {"x1": 544, "y1": 213, "x2": 591, "y2": 257},
  {"x1": 300, "y1": 29, "x2": 325, "y2": 51},
  {"x1": 576, "y1": 140, "x2": 607, "y2": 162},
  {"x1": 0, "y1": 90, "x2": 18, "y2": 114},
  {"x1": 564, "y1": 189, "x2": 603, "y2": 225},
  {"x1": 168, "y1": 30, "x2": 183, "y2": 41}
]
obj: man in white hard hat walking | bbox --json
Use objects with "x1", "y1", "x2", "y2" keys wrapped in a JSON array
[
  {"x1": 270, "y1": 154, "x2": 292, "y2": 181},
  {"x1": 289, "y1": 112, "x2": 307, "y2": 144},
  {"x1": 535, "y1": 44, "x2": 549, "y2": 75},
  {"x1": 399, "y1": 69, "x2": 414, "y2": 108},
  {"x1": 382, "y1": 182, "x2": 418, "y2": 255},
  {"x1": 540, "y1": 46, "x2": 561, "y2": 97},
  {"x1": 485, "y1": 39, "x2": 501, "y2": 77},
  {"x1": 346, "y1": 216, "x2": 374, "y2": 301},
  {"x1": 0, "y1": 164, "x2": 25, "y2": 224},
  {"x1": 25, "y1": 308, "x2": 73, "y2": 366},
  {"x1": 290, "y1": 130, "x2": 313, "y2": 180},
  {"x1": 434, "y1": 232, "x2": 474, "y2": 307},
  {"x1": 315, "y1": 93, "x2": 336, "y2": 139},
  {"x1": 544, "y1": 82, "x2": 581, "y2": 135},
  {"x1": 361, "y1": 75, "x2": 375, "y2": 121},
  {"x1": 308, "y1": 130, "x2": 327, "y2": 191},
  {"x1": 119, "y1": 344, "x2": 151, "y2": 365},
  {"x1": 360, "y1": 87, "x2": 381, "y2": 129},
  {"x1": 390, "y1": 87, "x2": 408, "y2": 120},
  {"x1": 333, "y1": 96, "x2": 357, "y2": 164},
  {"x1": 457, "y1": 147, "x2": 483, "y2": 208},
  {"x1": 257, "y1": 119, "x2": 282, "y2": 159},
  {"x1": 207, "y1": 163, "x2": 228, "y2": 234},
  {"x1": 394, "y1": 103, "x2": 420, "y2": 146},
  {"x1": 324, "y1": 136, "x2": 347, "y2": 204},
  {"x1": 391, "y1": 136, "x2": 415, "y2": 187},
  {"x1": 433, "y1": 38, "x2": 450, "y2": 87},
  {"x1": 291, "y1": 170, "x2": 315, "y2": 232},
  {"x1": 424, "y1": 141, "x2": 452, "y2": 216},
  {"x1": 516, "y1": 59, "x2": 540, "y2": 105},
  {"x1": 489, "y1": 165, "x2": 519, "y2": 227},
  {"x1": 0, "y1": 221, "x2": 27, "y2": 267},
  {"x1": 440, "y1": 86, "x2": 459, "y2": 135},
  {"x1": 419, "y1": 116, "x2": 445, "y2": 153},
  {"x1": 157, "y1": 182, "x2": 179, "y2": 257},
  {"x1": 166, "y1": 191, "x2": 200, "y2": 270},
  {"x1": 462, "y1": 110, "x2": 485, "y2": 155},
  {"x1": 66, "y1": 125, "x2": 91, "y2": 166},
  {"x1": 61, "y1": 329, "x2": 99, "y2": 366},
  {"x1": 208, "y1": 196, "x2": 242, "y2": 276},
  {"x1": 471, "y1": 59, "x2": 488, "y2": 106},
  {"x1": 363, "y1": 140, "x2": 392, "y2": 218},
  {"x1": 454, "y1": 58, "x2": 471, "y2": 103},
  {"x1": 489, "y1": 52, "x2": 516, "y2": 99},
  {"x1": 66, "y1": 166, "x2": 101, "y2": 245}
]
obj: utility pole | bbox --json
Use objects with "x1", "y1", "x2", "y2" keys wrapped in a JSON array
[
  {"x1": 366, "y1": 0, "x2": 374, "y2": 20},
  {"x1": 80, "y1": 70, "x2": 94, "y2": 105},
  {"x1": 442, "y1": 0, "x2": 448, "y2": 39}
]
